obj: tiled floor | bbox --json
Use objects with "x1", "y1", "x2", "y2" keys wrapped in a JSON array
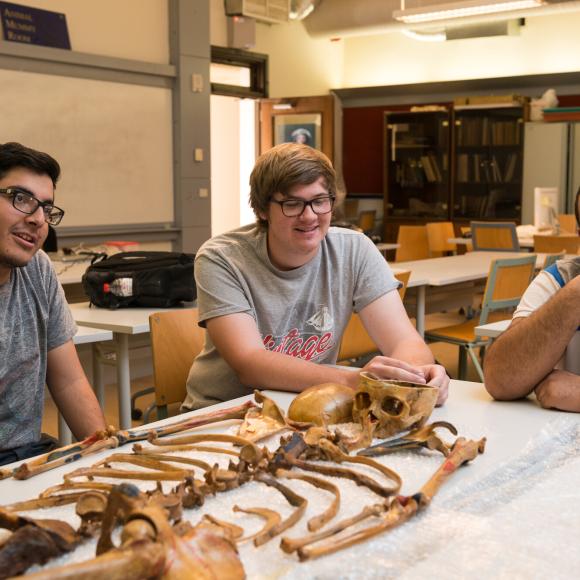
[{"x1": 41, "y1": 311, "x2": 484, "y2": 439}]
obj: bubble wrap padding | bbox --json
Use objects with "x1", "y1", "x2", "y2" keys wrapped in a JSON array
[{"x1": 16, "y1": 416, "x2": 580, "y2": 579}]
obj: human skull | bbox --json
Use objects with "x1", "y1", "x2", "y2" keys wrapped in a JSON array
[
  {"x1": 288, "y1": 383, "x2": 355, "y2": 426},
  {"x1": 352, "y1": 372, "x2": 438, "y2": 439}
]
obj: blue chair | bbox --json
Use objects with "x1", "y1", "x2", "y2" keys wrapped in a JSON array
[
  {"x1": 470, "y1": 221, "x2": 519, "y2": 252},
  {"x1": 425, "y1": 255, "x2": 536, "y2": 381}
]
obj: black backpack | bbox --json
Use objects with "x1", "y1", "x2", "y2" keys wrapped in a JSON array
[{"x1": 82, "y1": 251, "x2": 196, "y2": 309}]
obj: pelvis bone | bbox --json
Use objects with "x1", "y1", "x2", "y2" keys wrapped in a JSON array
[{"x1": 353, "y1": 372, "x2": 438, "y2": 440}]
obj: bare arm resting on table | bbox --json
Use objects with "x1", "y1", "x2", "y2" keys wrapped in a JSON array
[
  {"x1": 358, "y1": 291, "x2": 448, "y2": 405},
  {"x1": 484, "y1": 276, "x2": 580, "y2": 408},
  {"x1": 206, "y1": 290, "x2": 448, "y2": 406},
  {"x1": 46, "y1": 340, "x2": 107, "y2": 439}
]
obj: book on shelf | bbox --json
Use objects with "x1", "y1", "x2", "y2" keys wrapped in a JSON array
[
  {"x1": 420, "y1": 155, "x2": 436, "y2": 182},
  {"x1": 491, "y1": 155, "x2": 502, "y2": 183},
  {"x1": 504, "y1": 153, "x2": 518, "y2": 182},
  {"x1": 457, "y1": 154, "x2": 469, "y2": 182},
  {"x1": 428, "y1": 152, "x2": 443, "y2": 181}
]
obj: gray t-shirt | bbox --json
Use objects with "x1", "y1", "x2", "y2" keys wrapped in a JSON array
[
  {"x1": 183, "y1": 225, "x2": 399, "y2": 410},
  {"x1": 0, "y1": 251, "x2": 76, "y2": 450}
]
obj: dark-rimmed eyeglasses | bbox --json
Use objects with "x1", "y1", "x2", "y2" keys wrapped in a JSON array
[
  {"x1": 270, "y1": 195, "x2": 335, "y2": 218},
  {"x1": 0, "y1": 187, "x2": 65, "y2": 226}
]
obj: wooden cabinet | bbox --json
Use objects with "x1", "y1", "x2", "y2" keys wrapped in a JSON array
[
  {"x1": 384, "y1": 110, "x2": 451, "y2": 221},
  {"x1": 452, "y1": 106, "x2": 524, "y2": 221},
  {"x1": 382, "y1": 106, "x2": 525, "y2": 241}
]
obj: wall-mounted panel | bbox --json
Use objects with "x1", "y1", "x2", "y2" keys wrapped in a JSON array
[{"x1": 0, "y1": 68, "x2": 174, "y2": 227}]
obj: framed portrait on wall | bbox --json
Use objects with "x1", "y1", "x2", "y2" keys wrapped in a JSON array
[
  {"x1": 273, "y1": 113, "x2": 322, "y2": 149},
  {"x1": 259, "y1": 95, "x2": 334, "y2": 162}
]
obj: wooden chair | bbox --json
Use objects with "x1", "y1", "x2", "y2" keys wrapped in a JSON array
[
  {"x1": 147, "y1": 309, "x2": 205, "y2": 421},
  {"x1": 424, "y1": 255, "x2": 536, "y2": 381},
  {"x1": 343, "y1": 199, "x2": 360, "y2": 221},
  {"x1": 357, "y1": 210, "x2": 376, "y2": 234},
  {"x1": 395, "y1": 225, "x2": 430, "y2": 262},
  {"x1": 426, "y1": 222, "x2": 457, "y2": 257},
  {"x1": 533, "y1": 234, "x2": 579, "y2": 255},
  {"x1": 470, "y1": 221, "x2": 520, "y2": 251},
  {"x1": 558, "y1": 214, "x2": 577, "y2": 234},
  {"x1": 337, "y1": 271, "x2": 411, "y2": 364}
]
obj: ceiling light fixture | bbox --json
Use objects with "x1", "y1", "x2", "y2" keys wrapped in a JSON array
[
  {"x1": 402, "y1": 29, "x2": 447, "y2": 41},
  {"x1": 393, "y1": 0, "x2": 544, "y2": 24}
]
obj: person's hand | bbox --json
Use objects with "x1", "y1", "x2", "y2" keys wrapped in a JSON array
[
  {"x1": 534, "y1": 369, "x2": 580, "y2": 412},
  {"x1": 419, "y1": 364, "x2": 449, "y2": 406},
  {"x1": 360, "y1": 356, "x2": 427, "y2": 385}
]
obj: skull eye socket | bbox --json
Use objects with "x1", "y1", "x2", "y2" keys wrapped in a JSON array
[
  {"x1": 382, "y1": 396, "x2": 404, "y2": 416},
  {"x1": 355, "y1": 392, "x2": 371, "y2": 410}
]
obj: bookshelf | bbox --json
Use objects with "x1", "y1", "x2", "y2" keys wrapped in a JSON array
[
  {"x1": 381, "y1": 106, "x2": 525, "y2": 241},
  {"x1": 452, "y1": 106, "x2": 524, "y2": 220},
  {"x1": 383, "y1": 110, "x2": 451, "y2": 223}
]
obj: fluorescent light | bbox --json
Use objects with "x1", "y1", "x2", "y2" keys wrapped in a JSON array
[
  {"x1": 402, "y1": 29, "x2": 447, "y2": 41},
  {"x1": 393, "y1": 0, "x2": 543, "y2": 24}
]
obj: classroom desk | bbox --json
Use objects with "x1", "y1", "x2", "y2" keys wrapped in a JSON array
[
  {"x1": 475, "y1": 319, "x2": 510, "y2": 339},
  {"x1": 449, "y1": 233, "x2": 578, "y2": 251},
  {"x1": 375, "y1": 242, "x2": 400, "y2": 258},
  {"x1": 56, "y1": 326, "x2": 115, "y2": 446},
  {"x1": 448, "y1": 237, "x2": 535, "y2": 249},
  {"x1": 69, "y1": 302, "x2": 194, "y2": 430},
  {"x1": 393, "y1": 252, "x2": 544, "y2": 337},
  {"x1": 3, "y1": 380, "x2": 579, "y2": 578}
]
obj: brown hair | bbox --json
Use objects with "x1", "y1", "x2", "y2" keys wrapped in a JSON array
[
  {"x1": 249, "y1": 143, "x2": 337, "y2": 229},
  {"x1": 0, "y1": 142, "x2": 60, "y2": 187}
]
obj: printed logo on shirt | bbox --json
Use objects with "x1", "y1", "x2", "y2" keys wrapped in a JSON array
[
  {"x1": 261, "y1": 304, "x2": 336, "y2": 361},
  {"x1": 306, "y1": 306, "x2": 333, "y2": 332},
  {"x1": 262, "y1": 328, "x2": 334, "y2": 361}
]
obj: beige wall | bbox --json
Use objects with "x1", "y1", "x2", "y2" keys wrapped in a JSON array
[
  {"x1": 211, "y1": 2, "x2": 580, "y2": 96},
  {"x1": 342, "y1": 13, "x2": 580, "y2": 88},
  {"x1": 210, "y1": 0, "x2": 343, "y2": 98},
  {"x1": 9, "y1": 0, "x2": 169, "y2": 63},
  {"x1": 253, "y1": 21, "x2": 344, "y2": 98}
]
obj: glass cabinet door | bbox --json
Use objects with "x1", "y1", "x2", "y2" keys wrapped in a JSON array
[
  {"x1": 384, "y1": 110, "x2": 451, "y2": 220},
  {"x1": 452, "y1": 107, "x2": 524, "y2": 220}
]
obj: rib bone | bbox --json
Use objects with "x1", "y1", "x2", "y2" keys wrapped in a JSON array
[{"x1": 275, "y1": 469, "x2": 340, "y2": 532}]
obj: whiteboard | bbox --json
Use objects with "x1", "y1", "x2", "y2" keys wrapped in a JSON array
[{"x1": 0, "y1": 68, "x2": 174, "y2": 227}]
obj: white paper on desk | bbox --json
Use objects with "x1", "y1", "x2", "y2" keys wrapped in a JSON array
[{"x1": 533, "y1": 187, "x2": 559, "y2": 229}]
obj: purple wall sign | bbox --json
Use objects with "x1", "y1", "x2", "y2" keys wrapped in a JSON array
[{"x1": 0, "y1": 1, "x2": 71, "y2": 50}]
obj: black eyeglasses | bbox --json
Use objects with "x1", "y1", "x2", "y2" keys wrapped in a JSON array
[
  {"x1": 0, "y1": 187, "x2": 65, "y2": 226},
  {"x1": 271, "y1": 195, "x2": 335, "y2": 218}
]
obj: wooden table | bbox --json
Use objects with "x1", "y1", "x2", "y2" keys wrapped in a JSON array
[
  {"x1": 3, "y1": 380, "x2": 579, "y2": 578},
  {"x1": 393, "y1": 252, "x2": 545, "y2": 336},
  {"x1": 70, "y1": 302, "x2": 194, "y2": 430}
]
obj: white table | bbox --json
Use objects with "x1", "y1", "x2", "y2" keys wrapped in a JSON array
[
  {"x1": 475, "y1": 318, "x2": 510, "y2": 339},
  {"x1": 375, "y1": 242, "x2": 400, "y2": 258},
  {"x1": 53, "y1": 258, "x2": 92, "y2": 286},
  {"x1": 57, "y1": 326, "x2": 115, "y2": 446},
  {"x1": 448, "y1": 237, "x2": 535, "y2": 249},
  {"x1": 3, "y1": 380, "x2": 579, "y2": 578},
  {"x1": 70, "y1": 302, "x2": 194, "y2": 430},
  {"x1": 393, "y1": 252, "x2": 545, "y2": 336}
]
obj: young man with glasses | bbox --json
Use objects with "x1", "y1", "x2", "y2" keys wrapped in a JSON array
[
  {"x1": 484, "y1": 188, "x2": 580, "y2": 412},
  {"x1": 182, "y1": 143, "x2": 449, "y2": 411},
  {"x1": 0, "y1": 142, "x2": 106, "y2": 465}
]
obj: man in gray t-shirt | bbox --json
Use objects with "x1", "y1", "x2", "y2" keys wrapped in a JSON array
[
  {"x1": 183, "y1": 143, "x2": 449, "y2": 411},
  {"x1": 0, "y1": 142, "x2": 106, "y2": 464}
]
